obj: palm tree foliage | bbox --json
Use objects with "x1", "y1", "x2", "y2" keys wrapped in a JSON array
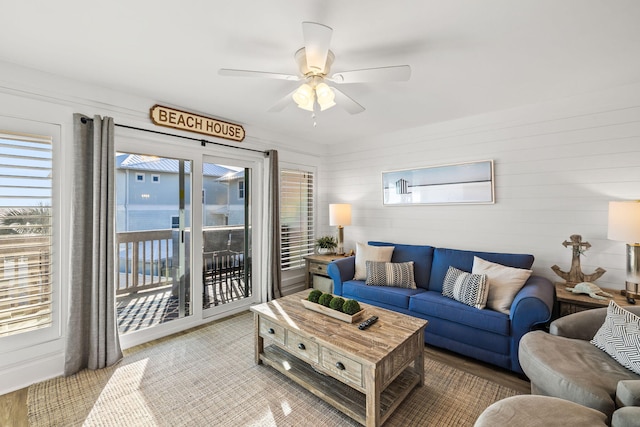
[{"x1": 0, "y1": 206, "x2": 51, "y2": 235}]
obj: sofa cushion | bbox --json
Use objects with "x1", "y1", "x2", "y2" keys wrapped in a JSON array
[
  {"x1": 353, "y1": 242, "x2": 394, "y2": 280},
  {"x1": 441, "y1": 266, "x2": 488, "y2": 309},
  {"x1": 519, "y1": 330, "x2": 640, "y2": 418},
  {"x1": 429, "y1": 247, "x2": 534, "y2": 293},
  {"x1": 409, "y1": 290, "x2": 510, "y2": 335},
  {"x1": 475, "y1": 395, "x2": 608, "y2": 427},
  {"x1": 342, "y1": 280, "x2": 424, "y2": 310},
  {"x1": 472, "y1": 256, "x2": 532, "y2": 314},
  {"x1": 591, "y1": 300, "x2": 640, "y2": 375},
  {"x1": 365, "y1": 261, "x2": 416, "y2": 289},
  {"x1": 616, "y1": 380, "x2": 640, "y2": 407},
  {"x1": 368, "y1": 241, "x2": 434, "y2": 289}
]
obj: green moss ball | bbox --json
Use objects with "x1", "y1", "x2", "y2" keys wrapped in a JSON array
[
  {"x1": 307, "y1": 289, "x2": 323, "y2": 303},
  {"x1": 342, "y1": 299, "x2": 361, "y2": 315},
  {"x1": 318, "y1": 293, "x2": 334, "y2": 307},
  {"x1": 329, "y1": 297, "x2": 345, "y2": 312}
]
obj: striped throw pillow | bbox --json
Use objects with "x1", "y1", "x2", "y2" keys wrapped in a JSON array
[
  {"x1": 442, "y1": 266, "x2": 489, "y2": 309},
  {"x1": 365, "y1": 261, "x2": 417, "y2": 289}
]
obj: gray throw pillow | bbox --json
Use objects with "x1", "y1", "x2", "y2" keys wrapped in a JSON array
[
  {"x1": 365, "y1": 261, "x2": 416, "y2": 289},
  {"x1": 442, "y1": 266, "x2": 489, "y2": 309}
]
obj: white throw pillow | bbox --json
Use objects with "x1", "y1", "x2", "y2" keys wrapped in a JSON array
[
  {"x1": 472, "y1": 256, "x2": 532, "y2": 314},
  {"x1": 353, "y1": 242, "x2": 394, "y2": 280},
  {"x1": 591, "y1": 300, "x2": 640, "y2": 375}
]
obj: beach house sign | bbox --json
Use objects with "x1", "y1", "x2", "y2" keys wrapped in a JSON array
[{"x1": 150, "y1": 105, "x2": 245, "y2": 142}]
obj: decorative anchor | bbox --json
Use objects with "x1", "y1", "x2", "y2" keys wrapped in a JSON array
[{"x1": 551, "y1": 234, "x2": 606, "y2": 285}]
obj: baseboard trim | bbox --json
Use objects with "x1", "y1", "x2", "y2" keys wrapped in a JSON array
[{"x1": 0, "y1": 352, "x2": 63, "y2": 396}]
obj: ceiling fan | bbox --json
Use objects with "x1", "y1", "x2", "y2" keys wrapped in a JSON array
[{"x1": 218, "y1": 22, "x2": 411, "y2": 115}]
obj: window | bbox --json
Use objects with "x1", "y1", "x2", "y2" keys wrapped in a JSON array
[
  {"x1": 238, "y1": 180, "x2": 244, "y2": 199},
  {"x1": 135, "y1": 173, "x2": 145, "y2": 182},
  {"x1": 0, "y1": 132, "x2": 53, "y2": 337},
  {"x1": 151, "y1": 174, "x2": 160, "y2": 183},
  {"x1": 280, "y1": 169, "x2": 314, "y2": 270}
]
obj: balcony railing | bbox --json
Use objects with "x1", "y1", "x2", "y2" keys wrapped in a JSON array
[
  {"x1": 0, "y1": 235, "x2": 52, "y2": 337},
  {"x1": 116, "y1": 226, "x2": 247, "y2": 297},
  {"x1": 116, "y1": 229, "x2": 174, "y2": 295}
]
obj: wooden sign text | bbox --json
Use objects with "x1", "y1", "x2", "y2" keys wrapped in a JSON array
[{"x1": 150, "y1": 105, "x2": 245, "y2": 142}]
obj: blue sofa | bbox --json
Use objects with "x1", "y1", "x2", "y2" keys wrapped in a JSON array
[{"x1": 326, "y1": 241, "x2": 555, "y2": 374}]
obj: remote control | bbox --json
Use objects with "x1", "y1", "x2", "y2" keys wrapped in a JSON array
[{"x1": 359, "y1": 316, "x2": 378, "y2": 330}]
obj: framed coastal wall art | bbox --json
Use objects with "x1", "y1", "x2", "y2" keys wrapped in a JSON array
[{"x1": 382, "y1": 160, "x2": 495, "y2": 206}]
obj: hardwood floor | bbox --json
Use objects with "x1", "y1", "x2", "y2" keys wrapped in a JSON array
[
  {"x1": 424, "y1": 345, "x2": 531, "y2": 394},
  {"x1": 0, "y1": 343, "x2": 529, "y2": 426},
  {"x1": 0, "y1": 387, "x2": 28, "y2": 427}
]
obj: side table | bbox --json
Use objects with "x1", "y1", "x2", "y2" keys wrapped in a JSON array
[
  {"x1": 304, "y1": 254, "x2": 349, "y2": 293},
  {"x1": 555, "y1": 282, "x2": 633, "y2": 317}
]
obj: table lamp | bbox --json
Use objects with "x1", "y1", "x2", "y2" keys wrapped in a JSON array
[
  {"x1": 329, "y1": 204, "x2": 351, "y2": 255},
  {"x1": 607, "y1": 200, "x2": 640, "y2": 303}
]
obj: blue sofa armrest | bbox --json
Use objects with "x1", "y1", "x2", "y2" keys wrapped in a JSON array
[
  {"x1": 509, "y1": 274, "x2": 555, "y2": 372},
  {"x1": 327, "y1": 257, "x2": 355, "y2": 296}
]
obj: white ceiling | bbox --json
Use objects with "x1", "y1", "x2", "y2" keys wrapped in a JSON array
[{"x1": 2, "y1": 1, "x2": 640, "y2": 145}]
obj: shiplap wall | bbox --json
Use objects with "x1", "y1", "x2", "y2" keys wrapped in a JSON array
[{"x1": 319, "y1": 83, "x2": 640, "y2": 290}]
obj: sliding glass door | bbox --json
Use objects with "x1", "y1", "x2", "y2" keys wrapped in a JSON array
[
  {"x1": 201, "y1": 157, "x2": 255, "y2": 316},
  {"x1": 115, "y1": 128, "x2": 262, "y2": 345},
  {"x1": 115, "y1": 153, "x2": 192, "y2": 334}
]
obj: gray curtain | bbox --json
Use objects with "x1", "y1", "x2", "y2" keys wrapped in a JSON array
[
  {"x1": 267, "y1": 149, "x2": 282, "y2": 300},
  {"x1": 64, "y1": 114, "x2": 122, "y2": 376}
]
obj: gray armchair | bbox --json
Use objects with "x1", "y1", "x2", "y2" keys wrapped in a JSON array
[{"x1": 518, "y1": 306, "x2": 640, "y2": 425}]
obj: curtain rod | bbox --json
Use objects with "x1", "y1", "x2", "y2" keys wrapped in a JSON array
[
  {"x1": 80, "y1": 117, "x2": 268, "y2": 155},
  {"x1": 115, "y1": 123, "x2": 269, "y2": 155}
]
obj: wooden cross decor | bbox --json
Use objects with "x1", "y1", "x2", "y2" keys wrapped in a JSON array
[{"x1": 551, "y1": 234, "x2": 606, "y2": 285}]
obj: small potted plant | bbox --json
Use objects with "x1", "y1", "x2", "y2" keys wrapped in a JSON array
[{"x1": 315, "y1": 235, "x2": 337, "y2": 255}]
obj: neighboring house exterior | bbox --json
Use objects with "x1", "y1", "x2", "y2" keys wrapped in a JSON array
[
  {"x1": 214, "y1": 169, "x2": 246, "y2": 226},
  {"x1": 116, "y1": 154, "x2": 245, "y2": 232}
]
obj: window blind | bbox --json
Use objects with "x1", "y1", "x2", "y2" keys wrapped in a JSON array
[
  {"x1": 0, "y1": 133, "x2": 53, "y2": 338},
  {"x1": 280, "y1": 169, "x2": 314, "y2": 270}
]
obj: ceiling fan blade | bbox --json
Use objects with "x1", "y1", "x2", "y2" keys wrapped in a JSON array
[
  {"x1": 302, "y1": 22, "x2": 333, "y2": 74},
  {"x1": 267, "y1": 89, "x2": 297, "y2": 112},
  {"x1": 218, "y1": 68, "x2": 300, "y2": 81},
  {"x1": 330, "y1": 65, "x2": 411, "y2": 83},
  {"x1": 332, "y1": 87, "x2": 365, "y2": 114}
]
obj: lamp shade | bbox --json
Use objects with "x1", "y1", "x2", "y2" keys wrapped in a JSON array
[
  {"x1": 329, "y1": 203, "x2": 352, "y2": 226},
  {"x1": 608, "y1": 201, "x2": 640, "y2": 243}
]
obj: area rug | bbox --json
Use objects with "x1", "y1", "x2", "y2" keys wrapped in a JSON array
[{"x1": 28, "y1": 312, "x2": 520, "y2": 426}]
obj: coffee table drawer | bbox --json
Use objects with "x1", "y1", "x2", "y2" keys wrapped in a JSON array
[
  {"x1": 321, "y1": 347, "x2": 363, "y2": 387},
  {"x1": 259, "y1": 318, "x2": 285, "y2": 345},
  {"x1": 286, "y1": 330, "x2": 319, "y2": 363}
]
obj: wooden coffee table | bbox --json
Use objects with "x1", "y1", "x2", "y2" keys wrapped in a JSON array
[{"x1": 250, "y1": 291, "x2": 428, "y2": 427}]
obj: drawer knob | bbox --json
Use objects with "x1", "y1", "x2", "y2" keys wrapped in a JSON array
[
  {"x1": 267, "y1": 328, "x2": 275, "y2": 334},
  {"x1": 336, "y1": 361, "x2": 345, "y2": 370},
  {"x1": 298, "y1": 343, "x2": 306, "y2": 350}
]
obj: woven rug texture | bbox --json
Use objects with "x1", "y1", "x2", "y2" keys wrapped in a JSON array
[{"x1": 28, "y1": 312, "x2": 519, "y2": 426}]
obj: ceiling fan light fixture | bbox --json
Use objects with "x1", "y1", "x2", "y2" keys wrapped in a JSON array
[
  {"x1": 318, "y1": 99, "x2": 336, "y2": 111},
  {"x1": 298, "y1": 97, "x2": 315, "y2": 111},
  {"x1": 315, "y1": 82, "x2": 336, "y2": 111},
  {"x1": 292, "y1": 83, "x2": 315, "y2": 111}
]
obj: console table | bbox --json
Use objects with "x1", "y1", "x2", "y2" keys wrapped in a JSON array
[
  {"x1": 555, "y1": 282, "x2": 633, "y2": 317},
  {"x1": 304, "y1": 254, "x2": 349, "y2": 293}
]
